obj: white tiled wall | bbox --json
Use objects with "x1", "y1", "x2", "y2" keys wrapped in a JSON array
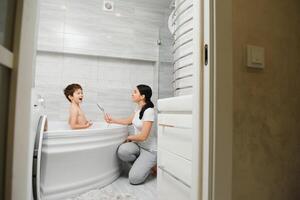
[
  {"x1": 35, "y1": 0, "x2": 174, "y2": 122},
  {"x1": 37, "y1": 0, "x2": 173, "y2": 61},
  {"x1": 158, "y1": 9, "x2": 174, "y2": 98},
  {"x1": 35, "y1": 52, "x2": 156, "y2": 122},
  {"x1": 159, "y1": 62, "x2": 173, "y2": 98}
]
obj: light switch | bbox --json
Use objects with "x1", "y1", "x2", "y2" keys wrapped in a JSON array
[{"x1": 247, "y1": 45, "x2": 265, "y2": 68}]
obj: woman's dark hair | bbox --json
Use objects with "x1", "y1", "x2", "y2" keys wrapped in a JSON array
[{"x1": 137, "y1": 84, "x2": 154, "y2": 120}]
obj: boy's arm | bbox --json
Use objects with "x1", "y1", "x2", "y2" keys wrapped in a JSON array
[{"x1": 69, "y1": 107, "x2": 90, "y2": 129}]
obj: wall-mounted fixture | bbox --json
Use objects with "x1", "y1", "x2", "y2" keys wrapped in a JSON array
[
  {"x1": 103, "y1": 0, "x2": 114, "y2": 12},
  {"x1": 246, "y1": 45, "x2": 265, "y2": 69},
  {"x1": 169, "y1": 0, "x2": 175, "y2": 9}
]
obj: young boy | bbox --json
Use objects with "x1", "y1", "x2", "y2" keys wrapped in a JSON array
[{"x1": 63, "y1": 83, "x2": 92, "y2": 129}]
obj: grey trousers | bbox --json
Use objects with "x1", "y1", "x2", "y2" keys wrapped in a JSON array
[{"x1": 117, "y1": 142, "x2": 157, "y2": 185}]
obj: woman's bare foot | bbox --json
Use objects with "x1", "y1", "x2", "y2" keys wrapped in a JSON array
[{"x1": 151, "y1": 164, "x2": 157, "y2": 176}]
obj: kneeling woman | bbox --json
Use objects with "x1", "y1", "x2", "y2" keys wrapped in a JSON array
[{"x1": 104, "y1": 84, "x2": 156, "y2": 185}]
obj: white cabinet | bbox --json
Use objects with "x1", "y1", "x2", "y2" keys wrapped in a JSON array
[
  {"x1": 158, "y1": 126, "x2": 192, "y2": 160},
  {"x1": 157, "y1": 95, "x2": 192, "y2": 200},
  {"x1": 158, "y1": 166, "x2": 190, "y2": 200}
]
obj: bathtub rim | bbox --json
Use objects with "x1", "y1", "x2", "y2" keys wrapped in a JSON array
[{"x1": 44, "y1": 124, "x2": 128, "y2": 138}]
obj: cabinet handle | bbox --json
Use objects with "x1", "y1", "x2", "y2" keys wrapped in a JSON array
[
  {"x1": 158, "y1": 123, "x2": 191, "y2": 129},
  {"x1": 158, "y1": 123, "x2": 175, "y2": 127},
  {"x1": 158, "y1": 165, "x2": 191, "y2": 188}
]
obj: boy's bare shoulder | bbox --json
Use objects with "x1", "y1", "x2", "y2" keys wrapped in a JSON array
[{"x1": 69, "y1": 104, "x2": 79, "y2": 113}]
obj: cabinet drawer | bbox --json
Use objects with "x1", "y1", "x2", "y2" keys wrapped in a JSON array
[
  {"x1": 158, "y1": 114, "x2": 192, "y2": 129},
  {"x1": 157, "y1": 95, "x2": 192, "y2": 112},
  {"x1": 158, "y1": 126, "x2": 192, "y2": 160},
  {"x1": 158, "y1": 149, "x2": 192, "y2": 187},
  {"x1": 157, "y1": 167, "x2": 190, "y2": 200}
]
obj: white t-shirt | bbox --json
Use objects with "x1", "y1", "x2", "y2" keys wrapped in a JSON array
[{"x1": 132, "y1": 107, "x2": 157, "y2": 151}]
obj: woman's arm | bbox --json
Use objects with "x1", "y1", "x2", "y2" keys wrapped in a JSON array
[
  {"x1": 127, "y1": 121, "x2": 153, "y2": 142},
  {"x1": 104, "y1": 113, "x2": 134, "y2": 125}
]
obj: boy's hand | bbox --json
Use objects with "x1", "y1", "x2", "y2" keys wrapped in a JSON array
[
  {"x1": 104, "y1": 113, "x2": 113, "y2": 123},
  {"x1": 85, "y1": 121, "x2": 92, "y2": 128}
]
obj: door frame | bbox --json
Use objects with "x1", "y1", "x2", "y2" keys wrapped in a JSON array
[
  {"x1": 0, "y1": 18, "x2": 14, "y2": 200},
  {"x1": 0, "y1": 46, "x2": 13, "y2": 69},
  {"x1": 193, "y1": 0, "x2": 233, "y2": 200},
  {"x1": 5, "y1": 0, "x2": 39, "y2": 199},
  {"x1": 211, "y1": 0, "x2": 233, "y2": 200},
  {"x1": 6, "y1": 0, "x2": 233, "y2": 200}
]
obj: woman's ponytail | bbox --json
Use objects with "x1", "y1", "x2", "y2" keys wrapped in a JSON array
[
  {"x1": 137, "y1": 84, "x2": 154, "y2": 120},
  {"x1": 139, "y1": 99, "x2": 154, "y2": 120}
]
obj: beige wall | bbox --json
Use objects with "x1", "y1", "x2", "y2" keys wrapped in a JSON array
[{"x1": 232, "y1": 0, "x2": 300, "y2": 199}]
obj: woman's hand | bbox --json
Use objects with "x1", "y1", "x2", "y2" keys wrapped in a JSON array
[
  {"x1": 125, "y1": 138, "x2": 132, "y2": 143},
  {"x1": 104, "y1": 113, "x2": 134, "y2": 125},
  {"x1": 104, "y1": 113, "x2": 113, "y2": 123},
  {"x1": 126, "y1": 121, "x2": 153, "y2": 142}
]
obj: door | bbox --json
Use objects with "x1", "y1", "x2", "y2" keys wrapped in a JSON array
[
  {"x1": 200, "y1": 0, "x2": 214, "y2": 199},
  {"x1": 0, "y1": 0, "x2": 16, "y2": 199},
  {"x1": 2, "y1": 0, "x2": 39, "y2": 200},
  {"x1": 0, "y1": 63, "x2": 12, "y2": 200},
  {"x1": 193, "y1": 0, "x2": 233, "y2": 199}
]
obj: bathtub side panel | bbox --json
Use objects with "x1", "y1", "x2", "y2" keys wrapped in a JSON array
[{"x1": 40, "y1": 127, "x2": 128, "y2": 200}]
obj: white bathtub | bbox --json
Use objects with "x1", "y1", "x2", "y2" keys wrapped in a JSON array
[{"x1": 40, "y1": 121, "x2": 128, "y2": 200}]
